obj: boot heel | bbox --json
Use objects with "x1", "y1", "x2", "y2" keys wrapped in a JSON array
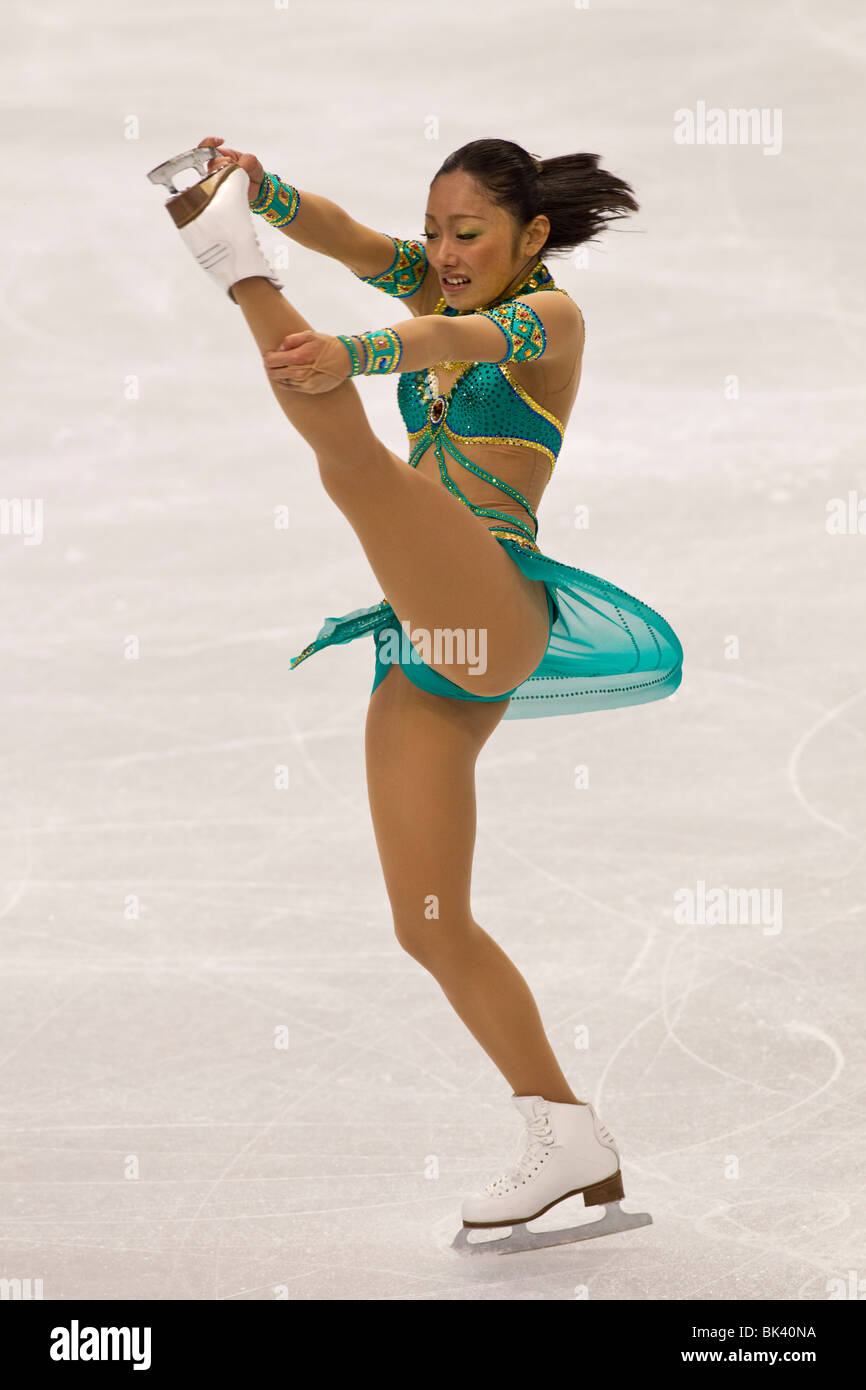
[
  {"x1": 582, "y1": 1169, "x2": 624, "y2": 1206},
  {"x1": 166, "y1": 165, "x2": 239, "y2": 230}
]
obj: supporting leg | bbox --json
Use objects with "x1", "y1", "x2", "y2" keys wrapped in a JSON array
[{"x1": 365, "y1": 664, "x2": 583, "y2": 1105}]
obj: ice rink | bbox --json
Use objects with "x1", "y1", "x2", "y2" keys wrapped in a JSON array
[{"x1": 1, "y1": 0, "x2": 864, "y2": 1300}]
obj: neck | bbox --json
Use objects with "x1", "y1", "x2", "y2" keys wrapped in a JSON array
[
  {"x1": 493, "y1": 254, "x2": 542, "y2": 306},
  {"x1": 471, "y1": 255, "x2": 542, "y2": 314}
]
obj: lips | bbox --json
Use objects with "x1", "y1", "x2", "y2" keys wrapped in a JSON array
[{"x1": 442, "y1": 276, "x2": 470, "y2": 289}]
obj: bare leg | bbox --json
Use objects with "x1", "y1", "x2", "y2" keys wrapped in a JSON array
[
  {"x1": 230, "y1": 276, "x2": 551, "y2": 696},
  {"x1": 365, "y1": 663, "x2": 583, "y2": 1105}
]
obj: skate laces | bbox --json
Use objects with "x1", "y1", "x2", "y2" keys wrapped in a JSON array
[{"x1": 483, "y1": 1112, "x2": 556, "y2": 1193}]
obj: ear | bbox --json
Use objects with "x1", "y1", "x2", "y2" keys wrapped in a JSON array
[{"x1": 527, "y1": 213, "x2": 551, "y2": 255}]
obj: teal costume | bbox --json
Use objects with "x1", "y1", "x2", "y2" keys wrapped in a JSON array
[{"x1": 289, "y1": 236, "x2": 684, "y2": 717}]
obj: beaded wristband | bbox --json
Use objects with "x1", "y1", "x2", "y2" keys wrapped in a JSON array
[
  {"x1": 249, "y1": 170, "x2": 301, "y2": 227},
  {"x1": 340, "y1": 334, "x2": 365, "y2": 376},
  {"x1": 337, "y1": 328, "x2": 403, "y2": 376}
]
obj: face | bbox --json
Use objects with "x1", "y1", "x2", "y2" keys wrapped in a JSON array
[{"x1": 423, "y1": 170, "x2": 550, "y2": 309}]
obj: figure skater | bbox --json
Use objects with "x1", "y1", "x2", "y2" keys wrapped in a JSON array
[{"x1": 147, "y1": 135, "x2": 683, "y2": 1252}]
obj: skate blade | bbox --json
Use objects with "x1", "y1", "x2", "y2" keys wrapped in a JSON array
[
  {"x1": 450, "y1": 1201, "x2": 652, "y2": 1257},
  {"x1": 146, "y1": 147, "x2": 215, "y2": 196}
]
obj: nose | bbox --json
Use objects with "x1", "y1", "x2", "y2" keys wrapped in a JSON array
[{"x1": 430, "y1": 236, "x2": 462, "y2": 269}]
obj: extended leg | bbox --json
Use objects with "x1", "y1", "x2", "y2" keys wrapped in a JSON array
[
  {"x1": 231, "y1": 277, "x2": 551, "y2": 696},
  {"x1": 365, "y1": 664, "x2": 582, "y2": 1105},
  {"x1": 231, "y1": 275, "x2": 369, "y2": 459}
]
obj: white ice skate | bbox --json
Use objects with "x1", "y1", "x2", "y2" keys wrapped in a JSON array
[
  {"x1": 146, "y1": 146, "x2": 284, "y2": 302},
  {"x1": 451, "y1": 1095, "x2": 652, "y2": 1256}
]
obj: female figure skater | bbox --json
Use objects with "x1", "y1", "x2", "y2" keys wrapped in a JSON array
[{"x1": 148, "y1": 135, "x2": 683, "y2": 1252}]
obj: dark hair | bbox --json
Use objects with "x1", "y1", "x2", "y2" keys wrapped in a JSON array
[{"x1": 432, "y1": 138, "x2": 639, "y2": 256}]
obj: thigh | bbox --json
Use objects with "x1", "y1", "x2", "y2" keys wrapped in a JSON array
[
  {"x1": 319, "y1": 445, "x2": 551, "y2": 697},
  {"x1": 364, "y1": 664, "x2": 509, "y2": 955}
]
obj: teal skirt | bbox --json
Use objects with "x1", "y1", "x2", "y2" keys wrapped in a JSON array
[{"x1": 289, "y1": 536, "x2": 683, "y2": 719}]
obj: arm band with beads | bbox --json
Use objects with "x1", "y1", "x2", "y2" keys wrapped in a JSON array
[
  {"x1": 353, "y1": 235, "x2": 428, "y2": 298},
  {"x1": 249, "y1": 171, "x2": 301, "y2": 227},
  {"x1": 337, "y1": 328, "x2": 403, "y2": 376},
  {"x1": 475, "y1": 300, "x2": 547, "y2": 363}
]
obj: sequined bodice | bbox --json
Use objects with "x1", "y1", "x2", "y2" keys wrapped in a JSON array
[
  {"x1": 397, "y1": 358, "x2": 564, "y2": 472},
  {"x1": 355, "y1": 245, "x2": 578, "y2": 550}
]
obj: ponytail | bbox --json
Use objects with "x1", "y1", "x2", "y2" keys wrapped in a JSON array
[{"x1": 433, "y1": 138, "x2": 639, "y2": 255}]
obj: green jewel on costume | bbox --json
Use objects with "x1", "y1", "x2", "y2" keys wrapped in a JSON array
[{"x1": 250, "y1": 171, "x2": 300, "y2": 226}]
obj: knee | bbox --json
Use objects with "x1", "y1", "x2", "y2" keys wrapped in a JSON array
[
  {"x1": 392, "y1": 908, "x2": 476, "y2": 967},
  {"x1": 393, "y1": 912, "x2": 435, "y2": 963}
]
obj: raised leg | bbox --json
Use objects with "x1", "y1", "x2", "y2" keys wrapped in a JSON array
[
  {"x1": 365, "y1": 663, "x2": 583, "y2": 1105},
  {"x1": 231, "y1": 276, "x2": 550, "y2": 696}
]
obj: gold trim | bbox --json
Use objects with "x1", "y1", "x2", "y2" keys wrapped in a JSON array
[
  {"x1": 487, "y1": 528, "x2": 541, "y2": 552},
  {"x1": 404, "y1": 414, "x2": 558, "y2": 471},
  {"x1": 440, "y1": 421, "x2": 556, "y2": 472}
]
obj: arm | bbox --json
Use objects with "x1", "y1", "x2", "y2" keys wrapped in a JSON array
[
  {"x1": 339, "y1": 313, "x2": 503, "y2": 375},
  {"x1": 251, "y1": 171, "x2": 436, "y2": 312},
  {"x1": 341, "y1": 291, "x2": 583, "y2": 375},
  {"x1": 251, "y1": 170, "x2": 426, "y2": 279},
  {"x1": 197, "y1": 142, "x2": 431, "y2": 297},
  {"x1": 257, "y1": 182, "x2": 401, "y2": 275},
  {"x1": 263, "y1": 291, "x2": 582, "y2": 393}
]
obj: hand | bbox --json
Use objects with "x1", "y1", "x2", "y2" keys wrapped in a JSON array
[
  {"x1": 198, "y1": 135, "x2": 264, "y2": 204},
  {"x1": 262, "y1": 330, "x2": 352, "y2": 395}
]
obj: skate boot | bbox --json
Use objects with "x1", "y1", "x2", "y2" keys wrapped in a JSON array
[
  {"x1": 146, "y1": 146, "x2": 284, "y2": 303},
  {"x1": 451, "y1": 1095, "x2": 652, "y2": 1256}
]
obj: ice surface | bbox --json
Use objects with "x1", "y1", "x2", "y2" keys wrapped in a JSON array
[{"x1": 0, "y1": 0, "x2": 863, "y2": 1301}]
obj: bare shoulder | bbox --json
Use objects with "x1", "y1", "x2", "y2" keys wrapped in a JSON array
[
  {"x1": 509, "y1": 289, "x2": 584, "y2": 361},
  {"x1": 518, "y1": 289, "x2": 584, "y2": 333}
]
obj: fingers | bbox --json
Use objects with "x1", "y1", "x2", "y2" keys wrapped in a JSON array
[
  {"x1": 199, "y1": 137, "x2": 245, "y2": 171},
  {"x1": 262, "y1": 335, "x2": 318, "y2": 369},
  {"x1": 264, "y1": 357, "x2": 328, "y2": 390},
  {"x1": 269, "y1": 364, "x2": 345, "y2": 394},
  {"x1": 266, "y1": 365, "x2": 312, "y2": 385},
  {"x1": 262, "y1": 332, "x2": 345, "y2": 393},
  {"x1": 262, "y1": 350, "x2": 307, "y2": 368},
  {"x1": 262, "y1": 347, "x2": 311, "y2": 383},
  {"x1": 277, "y1": 330, "x2": 315, "y2": 349},
  {"x1": 275, "y1": 376, "x2": 342, "y2": 395}
]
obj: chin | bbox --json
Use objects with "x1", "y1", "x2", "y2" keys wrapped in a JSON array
[{"x1": 446, "y1": 289, "x2": 484, "y2": 310}]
